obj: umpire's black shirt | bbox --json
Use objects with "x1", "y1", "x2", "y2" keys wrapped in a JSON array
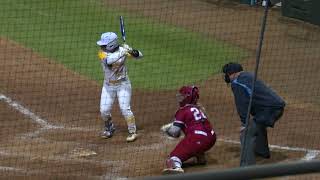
[{"x1": 231, "y1": 72, "x2": 286, "y2": 126}]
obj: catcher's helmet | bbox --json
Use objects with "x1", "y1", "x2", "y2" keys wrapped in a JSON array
[
  {"x1": 97, "y1": 32, "x2": 119, "y2": 52},
  {"x1": 222, "y1": 62, "x2": 243, "y2": 83},
  {"x1": 176, "y1": 86, "x2": 199, "y2": 107}
]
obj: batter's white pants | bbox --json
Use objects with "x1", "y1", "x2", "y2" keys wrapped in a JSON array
[{"x1": 100, "y1": 80, "x2": 134, "y2": 118}]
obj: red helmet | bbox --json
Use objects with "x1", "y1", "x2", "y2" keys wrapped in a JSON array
[{"x1": 176, "y1": 86, "x2": 199, "y2": 107}]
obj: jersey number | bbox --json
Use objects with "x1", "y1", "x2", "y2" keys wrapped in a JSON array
[{"x1": 191, "y1": 107, "x2": 207, "y2": 121}]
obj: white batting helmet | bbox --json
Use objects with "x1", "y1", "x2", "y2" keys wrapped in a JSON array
[{"x1": 97, "y1": 32, "x2": 119, "y2": 52}]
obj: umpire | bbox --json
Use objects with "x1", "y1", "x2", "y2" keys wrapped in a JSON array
[{"x1": 222, "y1": 62, "x2": 286, "y2": 166}]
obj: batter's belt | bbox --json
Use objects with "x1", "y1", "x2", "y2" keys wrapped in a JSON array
[{"x1": 108, "y1": 77, "x2": 127, "y2": 85}]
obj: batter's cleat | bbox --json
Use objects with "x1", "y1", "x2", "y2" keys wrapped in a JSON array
[
  {"x1": 126, "y1": 132, "x2": 138, "y2": 142},
  {"x1": 162, "y1": 167, "x2": 184, "y2": 175},
  {"x1": 101, "y1": 125, "x2": 115, "y2": 139}
]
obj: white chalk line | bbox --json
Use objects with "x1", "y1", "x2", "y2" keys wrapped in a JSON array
[
  {"x1": 220, "y1": 138, "x2": 320, "y2": 161},
  {"x1": 0, "y1": 148, "x2": 126, "y2": 176},
  {"x1": 0, "y1": 149, "x2": 124, "y2": 166},
  {"x1": 0, "y1": 93, "x2": 319, "y2": 162},
  {"x1": 0, "y1": 94, "x2": 58, "y2": 129},
  {"x1": 0, "y1": 94, "x2": 96, "y2": 137},
  {"x1": 0, "y1": 166, "x2": 26, "y2": 172}
]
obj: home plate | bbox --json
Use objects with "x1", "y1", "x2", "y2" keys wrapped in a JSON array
[{"x1": 70, "y1": 148, "x2": 97, "y2": 158}]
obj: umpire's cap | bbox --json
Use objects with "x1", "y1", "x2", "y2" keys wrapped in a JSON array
[{"x1": 222, "y1": 62, "x2": 243, "y2": 75}]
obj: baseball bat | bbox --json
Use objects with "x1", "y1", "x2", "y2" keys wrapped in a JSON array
[{"x1": 120, "y1": 16, "x2": 126, "y2": 42}]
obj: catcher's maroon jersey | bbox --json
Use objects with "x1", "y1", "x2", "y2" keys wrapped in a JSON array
[
  {"x1": 170, "y1": 104, "x2": 216, "y2": 162},
  {"x1": 173, "y1": 104, "x2": 214, "y2": 135}
]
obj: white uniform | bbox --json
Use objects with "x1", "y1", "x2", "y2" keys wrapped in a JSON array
[
  {"x1": 97, "y1": 32, "x2": 143, "y2": 142},
  {"x1": 99, "y1": 46, "x2": 142, "y2": 134}
]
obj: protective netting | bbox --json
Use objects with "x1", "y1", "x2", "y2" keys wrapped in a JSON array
[{"x1": 0, "y1": 0, "x2": 319, "y2": 179}]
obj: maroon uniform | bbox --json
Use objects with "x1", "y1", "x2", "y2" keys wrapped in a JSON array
[
  {"x1": 162, "y1": 85, "x2": 216, "y2": 174},
  {"x1": 170, "y1": 104, "x2": 216, "y2": 162}
]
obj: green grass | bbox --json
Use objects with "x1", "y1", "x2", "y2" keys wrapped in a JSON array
[{"x1": 0, "y1": 0, "x2": 247, "y2": 90}]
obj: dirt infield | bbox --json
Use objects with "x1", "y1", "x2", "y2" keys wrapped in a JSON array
[{"x1": 0, "y1": 0, "x2": 320, "y2": 179}]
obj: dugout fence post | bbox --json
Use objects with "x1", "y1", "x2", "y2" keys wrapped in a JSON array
[{"x1": 240, "y1": 0, "x2": 271, "y2": 166}]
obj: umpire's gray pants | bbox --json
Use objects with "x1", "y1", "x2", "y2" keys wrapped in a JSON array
[{"x1": 240, "y1": 120, "x2": 269, "y2": 166}]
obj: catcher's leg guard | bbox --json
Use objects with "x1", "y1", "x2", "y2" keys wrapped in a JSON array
[
  {"x1": 125, "y1": 116, "x2": 137, "y2": 142},
  {"x1": 162, "y1": 156, "x2": 184, "y2": 175},
  {"x1": 101, "y1": 115, "x2": 115, "y2": 139}
]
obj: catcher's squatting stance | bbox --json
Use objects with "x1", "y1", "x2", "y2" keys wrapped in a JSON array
[
  {"x1": 161, "y1": 86, "x2": 216, "y2": 174},
  {"x1": 96, "y1": 32, "x2": 143, "y2": 142}
]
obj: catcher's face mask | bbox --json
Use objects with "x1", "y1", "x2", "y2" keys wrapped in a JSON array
[
  {"x1": 176, "y1": 86, "x2": 199, "y2": 107},
  {"x1": 176, "y1": 92, "x2": 185, "y2": 106}
]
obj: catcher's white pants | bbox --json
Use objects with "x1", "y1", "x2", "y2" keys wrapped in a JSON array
[{"x1": 100, "y1": 80, "x2": 134, "y2": 119}]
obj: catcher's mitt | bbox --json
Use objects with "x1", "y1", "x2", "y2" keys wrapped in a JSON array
[
  {"x1": 161, "y1": 122, "x2": 181, "y2": 140},
  {"x1": 160, "y1": 122, "x2": 173, "y2": 133}
]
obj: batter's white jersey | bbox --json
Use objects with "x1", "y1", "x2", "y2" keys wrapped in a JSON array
[
  {"x1": 98, "y1": 45, "x2": 143, "y2": 125},
  {"x1": 100, "y1": 46, "x2": 130, "y2": 85}
]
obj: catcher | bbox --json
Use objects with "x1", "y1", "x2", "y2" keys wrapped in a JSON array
[
  {"x1": 96, "y1": 32, "x2": 143, "y2": 142},
  {"x1": 161, "y1": 85, "x2": 216, "y2": 174}
]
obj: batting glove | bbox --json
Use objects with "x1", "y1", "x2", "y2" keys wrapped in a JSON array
[{"x1": 122, "y1": 44, "x2": 132, "y2": 51}]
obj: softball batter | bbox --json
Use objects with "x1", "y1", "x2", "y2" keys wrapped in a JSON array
[{"x1": 96, "y1": 32, "x2": 143, "y2": 142}]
